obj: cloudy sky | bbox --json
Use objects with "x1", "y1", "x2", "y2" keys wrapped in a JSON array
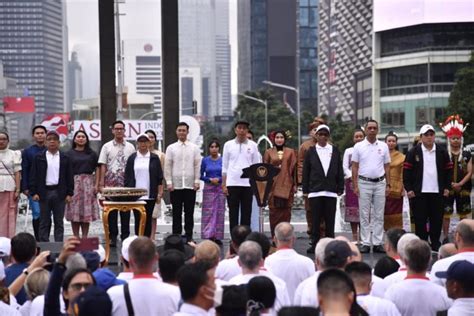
[{"x1": 66, "y1": 0, "x2": 238, "y2": 107}]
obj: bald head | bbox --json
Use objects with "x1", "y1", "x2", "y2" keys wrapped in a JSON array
[
  {"x1": 438, "y1": 243, "x2": 457, "y2": 260},
  {"x1": 194, "y1": 240, "x2": 221, "y2": 267},
  {"x1": 397, "y1": 233, "x2": 419, "y2": 261},
  {"x1": 455, "y1": 219, "x2": 474, "y2": 248},
  {"x1": 274, "y1": 222, "x2": 295, "y2": 247}
]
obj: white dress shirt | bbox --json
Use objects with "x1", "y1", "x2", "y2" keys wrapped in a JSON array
[
  {"x1": 421, "y1": 143, "x2": 439, "y2": 193},
  {"x1": 45, "y1": 151, "x2": 60, "y2": 185},
  {"x1": 308, "y1": 144, "x2": 337, "y2": 198},
  {"x1": 293, "y1": 271, "x2": 321, "y2": 307},
  {"x1": 229, "y1": 273, "x2": 290, "y2": 314},
  {"x1": 222, "y1": 138, "x2": 261, "y2": 187},
  {"x1": 377, "y1": 269, "x2": 433, "y2": 297},
  {"x1": 134, "y1": 151, "x2": 151, "y2": 199},
  {"x1": 215, "y1": 256, "x2": 241, "y2": 281},
  {"x1": 448, "y1": 298, "x2": 474, "y2": 316},
  {"x1": 370, "y1": 274, "x2": 385, "y2": 298},
  {"x1": 430, "y1": 251, "x2": 474, "y2": 286},
  {"x1": 264, "y1": 248, "x2": 315, "y2": 303},
  {"x1": 343, "y1": 147, "x2": 354, "y2": 179},
  {"x1": 173, "y1": 303, "x2": 209, "y2": 316},
  {"x1": 164, "y1": 141, "x2": 201, "y2": 189},
  {"x1": 385, "y1": 277, "x2": 452, "y2": 316},
  {"x1": 0, "y1": 301, "x2": 20, "y2": 316},
  {"x1": 357, "y1": 294, "x2": 401, "y2": 316},
  {"x1": 108, "y1": 277, "x2": 180, "y2": 316},
  {"x1": 352, "y1": 138, "x2": 390, "y2": 178}
]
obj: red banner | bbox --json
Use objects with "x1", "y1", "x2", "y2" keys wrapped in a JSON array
[
  {"x1": 41, "y1": 114, "x2": 70, "y2": 138},
  {"x1": 3, "y1": 97, "x2": 35, "y2": 113}
]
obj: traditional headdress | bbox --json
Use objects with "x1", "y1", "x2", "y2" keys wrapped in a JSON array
[{"x1": 440, "y1": 114, "x2": 469, "y2": 161}]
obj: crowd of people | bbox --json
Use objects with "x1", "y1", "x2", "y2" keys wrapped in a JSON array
[{"x1": 0, "y1": 113, "x2": 472, "y2": 315}]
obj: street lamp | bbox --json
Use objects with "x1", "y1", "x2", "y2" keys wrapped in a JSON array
[
  {"x1": 262, "y1": 80, "x2": 301, "y2": 148},
  {"x1": 238, "y1": 94, "x2": 268, "y2": 139}
]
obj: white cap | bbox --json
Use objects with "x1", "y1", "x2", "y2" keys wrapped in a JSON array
[
  {"x1": 136, "y1": 133, "x2": 150, "y2": 142},
  {"x1": 121, "y1": 236, "x2": 138, "y2": 262},
  {"x1": 0, "y1": 237, "x2": 11, "y2": 257},
  {"x1": 419, "y1": 124, "x2": 435, "y2": 135},
  {"x1": 95, "y1": 245, "x2": 106, "y2": 263},
  {"x1": 0, "y1": 260, "x2": 4, "y2": 281},
  {"x1": 316, "y1": 124, "x2": 330, "y2": 134}
]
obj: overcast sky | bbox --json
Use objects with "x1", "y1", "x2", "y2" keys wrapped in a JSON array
[{"x1": 66, "y1": 0, "x2": 238, "y2": 107}]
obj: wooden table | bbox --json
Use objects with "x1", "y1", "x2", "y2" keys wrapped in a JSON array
[{"x1": 102, "y1": 201, "x2": 147, "y2": 265}]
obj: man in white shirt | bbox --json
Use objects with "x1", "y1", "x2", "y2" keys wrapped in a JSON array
[
  {"x1": 165, "y1": 122, "x2": 202, "y2": 242},
  {"x1": 116, "y1": 236, "x2": 137, "y2": 282},
  {"x1": 403, "y1": 124, "x2": 452, "y2": 251},
  {"x1": 435, "y1": 260, "x2": 474, "y2": 316},
  {"x1": 174, "y1": 261, "x2": 216, "y2": 316},
  {"x1": 264, "y1": 222, "x2": 315, "y2": 303},
  {"x1": 30, "y1": 130, "x2": 73, "y2": 242},
  {"x1": 352, "y1": 119, "x2": 391, "y2": 253},
  {"x1": 431, "y1": 219, "x2": 474, "y2": 286},
  {"x1": 108, "y1": 237, "x2": 180, "y2": 316},
  {"x1": 345, "y1": 261, "x2": 401, "y2": 316},
  {"x1": 222, "y1": 120, "x2": 261, "y2": 231},
  {"x1": 228, "y1": 241, "x2": 290, "y2": 312},
  {"x1": 215, "y1": 225, "x2": 251, "y2": 281},
  {"x1": 385, "y1": 239, "x2": 452, "y2": 315},
  {"x1": 384, "y1": 228, "x2": 406, "y2": 266},
  {"x1": 98, "y1": 120, "x2": 136, "y2": 246}
]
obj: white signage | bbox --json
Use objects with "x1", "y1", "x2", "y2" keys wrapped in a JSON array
[{"x1": 73, "y1": 120, "x2": 163, "y2": 141}]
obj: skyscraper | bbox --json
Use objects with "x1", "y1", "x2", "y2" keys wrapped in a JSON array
[
  {"x1": 318, "y1": 0, "x2": 373, "y2": 122},
  {"x1": 67, "y1": 51, "x2": 82, "y2": 113},
  {"x1": 0, "y1": 0, "x2": 66, "y2": 121}
]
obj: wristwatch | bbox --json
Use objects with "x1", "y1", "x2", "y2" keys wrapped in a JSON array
[{"x1": 22, "y1": 268, "x2": 29, "y2": 276}]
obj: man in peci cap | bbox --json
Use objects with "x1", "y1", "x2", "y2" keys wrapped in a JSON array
[
  {"x1": 403, "y1": 124, "x2": 452, "y2": 251},
  {"x1": 29, "y1": 130, "x2": 74, "y2": 242},
  {"x1": 222, "y1": 120, "x2": 261, "y2": 232}
]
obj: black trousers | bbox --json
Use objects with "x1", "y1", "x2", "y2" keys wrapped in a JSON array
[
  {"x1": 133, "y1": 199, "x2": 155, "y2": 238},
  {"x1": 108, "y1": 210, "x2": 131, "y2": 241},
  {"x1": 310, "y1": 196, "x2": 337, "y2": 244},
  {"x1": 170, "y1": 189, "x2": 196, "y2": 239},
  {"x1": 227, "y1": 186, "x2": 253, "y2": 232},
  {"x1": 39, "y1": 189, "x2": 65, "y2": 242},
  {"x1": 412, "y1": 193, "x2": 444, "y2": 251}
]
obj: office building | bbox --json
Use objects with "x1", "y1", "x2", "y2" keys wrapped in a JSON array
[{"x1": 67, "y1": 51, "x2": 83, "y2": 113}]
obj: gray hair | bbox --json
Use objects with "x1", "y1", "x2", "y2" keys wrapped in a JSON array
[
  {"x1": 65, "y1": 253, "x2": 87, "y2": 271},
  {"x1": 397, "y1": 233, "x2": 419, "y2": 260},
  {"x1": 24, "y1": 268, "x2": 50, "y2": 300},
  {"x1": 315, "y1": 238, "x2": 334, "y2": 268},
  {"x1": 404, "y1": 239, "x2": 431, "y2": 273},
  {"x1": 238, "y1": 241, "x2": 262, "y2": 271},
  {"x1": 274, "y1": 222, "x2": 294, "y2": 243}
]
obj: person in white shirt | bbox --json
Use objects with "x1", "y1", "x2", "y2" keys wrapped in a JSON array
[
  {"x1": 435, "y1": 260, "x2": 474, "y2": 316},
  {"x1": 165, "y1": 122, "x2": 202, "y2": 242},
  {"x1": 302, "y1": 125, "x2": 344, "y2": 254},
  {"x1": 385, "y1": 239, "x2": 452, "y2": 316},
  {"x1": 222, "y1": 120, "x2": 261, "y2": 231},
  {"x1": 108, "y1": 237, "x2": 180, "y2": 316},
  {"x1": 438, "y1": 243, "x2": 458, "y2": 260},
  {"x1": 431, "y1": 219, "x2": 474, "y2": 286},
  {"x1": 215, "y1": 225, "x2": 251, "y2": 281},
  {"x1": 264, "y1": 222, "x2": 315, "y2": 303},
  {"x1": 352, "y1": 119, "x2": 391, "y2": 254},
  {"x1": 228, "y1": 241, "x2": 290, "y2": 313},
  {"x1": 345, "y1": 261, "x2": 401, "y2": 316},
  {"x1": 174, "y1": 261, "x2": 216, "y2": 316},
  {"x1": 116, "y1": 236, "x2": 137, "y2": 282}
]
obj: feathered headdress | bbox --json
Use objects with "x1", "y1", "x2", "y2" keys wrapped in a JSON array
[{"x1": 440, "y1": 114, "x2": 468, "y2": 138}]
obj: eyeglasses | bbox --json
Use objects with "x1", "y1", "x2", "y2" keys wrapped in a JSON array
[{"x1": 69, "y1": 282, "x2": 92, "y2": 291}]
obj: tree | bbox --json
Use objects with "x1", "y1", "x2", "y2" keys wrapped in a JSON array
[{"x1": 447, "y1": 52, "x2": 474, "y2": 145}]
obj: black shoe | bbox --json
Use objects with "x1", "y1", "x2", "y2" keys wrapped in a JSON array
[
  {"x1": 306, "y1": 245, "x2": 315, "y2": 254},
  {"x1": 359, "y1": 244, "x2": 370, "y2": 253},
  {"x1": 373, "y1": 245, "x2": 386, "y2": 253}
]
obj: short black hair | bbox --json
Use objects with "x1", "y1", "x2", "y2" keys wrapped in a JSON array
[
  {"x1": 11, "y1": 232, "x2": 37, "y2": 263},
  {"x1": 177, "y1": 261, "x2": 212, "y2": 302},
  {"x1": 32, "y1": 125, "x2": 47, "y2": 135},
  {"x1": 373, "y1": 256, "x2": 400, "y2": 279},
  {"x1": 278, "y1": 307, "x2": 319, "y2": 316},
  {"x1": 345, "y1": 262, "x2": 372, "y2": 288},
  {"x1": 176, "y1": 122, "x2": 189, "y2": 130},
  {"x1": 247, "y1": 130, "x2": 255, "y2": 138},
  {"x1": 247, "y1": 276, "x2": 276, "y2": 313},
  {"x1": 246, "y1": 232, "x2": 271, "y2": 259},
  {"x1": 159, "y1": 249, "x2": 185, "y2": 283},
  {"x1": 111, "y1": 120, "x2": 125, "y2": 129},
  {"x1": 215, "y1": 285, "x2": 247, "y2": 315},
  {"x1": 62, "y1": 268, "x2": 96, "y2": 309},
  {"x1": 365, "y1": 119, "x2": 378, "y2": 127},
  {"x1": 231, "y1": 225, "x2": 251, "y2": 248},
  {"x1": 144, "y1": 129, "x2": 157, "y2": 139},
  {"x1": 385, "y1": 228, "x2": 406, "y2": 251}
]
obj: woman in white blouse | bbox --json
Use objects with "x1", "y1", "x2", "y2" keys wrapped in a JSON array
[{"x1": 0, "y1": 131, "x2": 21, "y2": 237}]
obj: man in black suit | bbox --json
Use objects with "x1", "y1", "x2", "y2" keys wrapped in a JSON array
[
  {"x1": 30, "y1": 130, "x2": 74, "y2": 242},
  {"x1": 302, "y1": 124, "x2": 344, "y2": 253},
  {"x1": 403, "y1": 124, "x2": 452, "y2": 251}
]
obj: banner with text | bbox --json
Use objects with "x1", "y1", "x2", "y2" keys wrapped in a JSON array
[{"x1": 73, "y1": 120, "x2": 163, "y2": 141}]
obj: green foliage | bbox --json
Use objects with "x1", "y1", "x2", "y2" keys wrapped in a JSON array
[{"x1": 447, "y1": 52, "x2": 474, "y2": 145}]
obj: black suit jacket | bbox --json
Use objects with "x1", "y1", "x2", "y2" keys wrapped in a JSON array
[
  {"x1": 124, "y1": 152, "x2": 163, "y2": 200},
  {"x1": 403, "y1": 143, "x2": 453, "y2": 195},
  {"x1": 29, "y1": 151, "x2": 74, "y2": 200},
  {"x1": 302, "y1": 145, "x2": 344, "y2": 195}
]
